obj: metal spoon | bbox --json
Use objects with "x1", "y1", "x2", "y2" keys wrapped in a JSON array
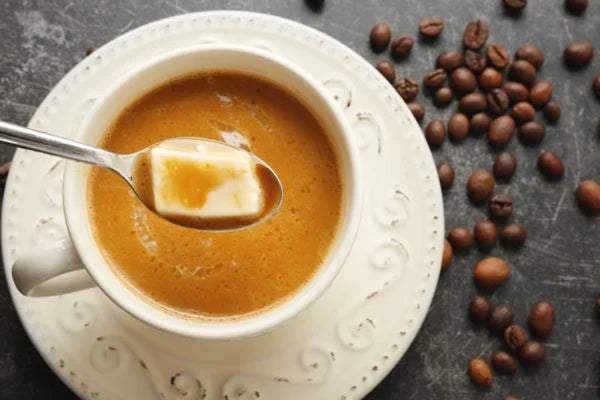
[{"x1": 0, "y1": 120, "x2": 283, "y2": 231}]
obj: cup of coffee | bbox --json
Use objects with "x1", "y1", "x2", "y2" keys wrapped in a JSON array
[{"x1": 12, "y1": 45, "x2": 362, "y2": 340}]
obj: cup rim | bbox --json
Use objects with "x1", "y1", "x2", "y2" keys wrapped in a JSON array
[{"x1": 63, "y1": 44, "x2": 363, "y2": 339}]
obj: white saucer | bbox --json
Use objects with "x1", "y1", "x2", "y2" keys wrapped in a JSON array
[{"x1": 1, "y1": 11, "x2": 443, "y2": 400}]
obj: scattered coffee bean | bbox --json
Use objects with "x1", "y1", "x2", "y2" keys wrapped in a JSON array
[
  {"x1": 487, "y1": 89, "x2": 510, "y2": 114},
  {"x1": 508, "y1": 60, "x2": 537, "y2": 87},
  {"x1": 463, "y1": 20, "x2": 489, "y2": 50},
  {"x1": 511, "y1": 101, "x2": 535, "y2": 124},
  {"x1": 437, "y1": 50, "x2": 463, "y2": 71},
  {"x1": 502, "y1": 81, "x2": 529, "y2": 104},
  {"x1": 489, "y1": 304, "x2": 514, "y2": 332},
  {"x1": 505, "y1": 325, "x2": 526, "y2": 349},
  {"x1": 450, "y1": 67, "x2": 477, "y2": 96},
  {"x1": 566, "y1": 0, "x2": 588, "y2": 13},
  {"x1": 464, "y1": 49, "x2": 487, "y2": 74},
  {"x1": 489, "y1": 194, "x2": 514, "y2": 218},
  {"x1": 370, "y1": 23, "x2": 392, "y2": 52},
  {"x1": 305, "y1": 0, "x2": 324, "y2": 10},
  {"x1": 487, "y1": 43, "x2": 511, "y2": 69},
  {"x1": 0, "y1": 161, "x2": 11, "y2": 184},
  {"x1": 448, "y1": 113, "x2": 470, "y2": 141},
  {"x1": 564, "y1": 41, "x2": 594, "y2": 68},
  {"x1": 488, "y1": 115, "x2": 516, "y2": 147},
  {"x1": 86, "y1": 47, "x2": 96, "y2": 56},
  {"x1": 494, "y1": 152, "x2": 517, "y2": 180},
  {"x1": 376, "y1": 60, "x2": 396, "y2": 82},
  {"x1": 529, "y1": 81, "x2": 553, "y2": 107},
  {"x1": 434, "y1": 87, "x2": 454, "y2": 107},
  {"x1": 474, "y1": 219, "x2": 497, "y2": 250},
  {"x1": 500, "y1": 223, "x2": 527, "y2": 246},
  {"x1": 538, "y1": 152, "x2": 564, "y2": 180},
  {"x1": 469, "y1": 295, "x2": 492, "y2": 321},
  {"x1": 596, "y1": 295, "x2": 600, "y2": 314},
  {"x1": 391, "y1": 35, "x2": 414, "y2": 59},
  {"x1": 394, "y1": 77, "x2": 419, "y2": 101},
  {"x1": 479, "y1": 67, "x2": 504, "y2": 91},
  {"x1": 518, "y1": 341, "x2": 546, "y2": 365},
  {"x1": 423, "y1": 69, "x2": 448, "y2": 89},
  {"x1": 515, "y1": 45, "x2": 544, "y2": 69},
  {"x1": 419, "y1": 16, "x2": 444, "y2": 38},
  {"x1": 576, "y1": 180, "x2": 600, "y2": 214},
  {"x1": 425, "y1": 120, "x2": 446, "y2": 148},
  {"x1": 593, "y1": 74, "x2": 600, "y2": 99},
  {"x1": 518, "y1": 120, "x2": 546, "y2": 145},
  {"x1": 544, "y1": 101, "x2": 561, "y2": 122},
  {"x1": 492, "y1": 350, "x2": 518, "y2": 374},
  {"x1": 504, "y1": 0, "x2": 527, "y2": 9},
  {"x1": 442, "y1": 239, "x2": 453, "y2": 269},
  {"x1": 460, "y1": 93, "x2": 488, "y2": 114},
  {"x1": 407, "y1": 101, "x2": 425, "y2": 121},
  {"x1": 437, "y1": 162, "x2": 455, "y2": 189},
  {"x1": 474, "y1": 257, "x2": 509, "y2": 287},
  {"x1": 528, "y1": 301, "x2": 555, "y2": 337},
  {"x1": 467, "y1": 170, "x2": 496, "y2": 203},
  {"x1": 448, "y1": 227, "x2": 474, "y2": 250},
  {"x1": 470, "y1": 112, "x2": 492, "y2": 135},
  {"x1": 469, "y1": 358, "x2": 493, "y2": 387}
]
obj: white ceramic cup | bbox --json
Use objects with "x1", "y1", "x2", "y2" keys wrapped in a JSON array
[{"x1": 12, "y1": 45, "x2": 362, "y2": 340}]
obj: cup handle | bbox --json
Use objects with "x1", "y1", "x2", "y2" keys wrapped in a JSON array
[{"x1": 12, "y1": 239, "x2": 96, "y2": 297}]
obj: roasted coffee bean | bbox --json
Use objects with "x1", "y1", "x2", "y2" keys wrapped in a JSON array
[
  {"x1": 479, "y1": 67, "x2": 504, "y2": 91},
  {"x1": 437, "y1": 162, "x2": 455, "y2": 189},
  {"x1": 469, "y1": 295, "x2": 492, "y2": 321},
  {"x1": 529, "y1": 81, "x2": 553, "y2": 107},
  {"x1": 489, "y1": 304, "x2": 514, "y2": 332},
  {"x1": 518, "y1": 341, "x2": 546, "y2": 365},
  {"x1": 463, "y1": 20, "x2": 489, "y2": 50},
  {"x1": 448, "y1": 227, "x2": 474, "y2": 250},
  {"x1": 596, "y1": 295, "x2": 600, "y2": 314},
  {"x1": 0, "y1": 161, "x2": 11, "y2": 184},
  {"x1": 494, "y1": 152, "x2": 517, "y2": 180},
  {"x1": 488, "y1": 116, "x2": 516, "y2": 147},
  {"x1": 474, "y1": 257, "x2": 509, "y2": 288},
  {"x1": 442, "y1": 239, "x2": 452, "y2": 269},
  {"x1": 407, "y1": 101, "x2": 425, "y2": 121},
  {"x1": 528, "y1": 301, "x2": 555, "y2": 337},
  {"x1": 425, "y1": 120, "x2": 446, "y2": 148},
  {"x1": 593, "y1": 74, "x2": 600, "y2": 99},
  {"x1": 518, "y1": 121, "x2": 545, "y2": 145},
  {"x1": 423, "y1": 69, "x2": 448, "y2": 89},
  {"x1": 576, "y1": 180, "x2": 600, "y2": 214},
  {"x1": 437, "y1": 50, "x2": 463, "y2": 71},
  {"x1": 448, "y1": 113, "x2": 470, "y2": 141},
  {"x1": 450, "y1": 67, "x2": 477, "y2": 96},
  {"x1": 474, "y1": 219, "x2": 497, "y2": 250},
  {"x1": 369, "y1": 23, "x2": 391, "y2": 52},
  {"x1": 464, "y1": 49, "x2": 487, "y2": 74},
  {"x1": 376, "y1": 60, "x2": 396, "y2": 82},
  {"x1": 305, "y1": 0, "x2": 324, "y2": 10},
  {"x1": 508, "y1": 60, "x2": 537, "y2": 87},
  {"x1": 515, "y1": 45, "x2": 544, "y2": 69},
  {"x1": 487, "y1": 43, "x2": 511, "y2": 69},
  {"x1": 86, "y1": 47, "x2": 96, "y2": 56},
  {"x1": 394, "y1": 77, "x2": 419, "y2": 101},
  {"x1": 460, "y1": 93, "x2": 487, "y2": 114},
  {"x1": 500, "y1": 223, "x2": 527, "y2": 246},
  {"x1": 564, "y1": 41, "x2": 594, "y2": 68},
  {"x1": 489, "y1": 194, "x2": 514, "y2": 218},
  {"x1": 502, "y1": 81, "x2": 529, "y2": 104},
  {"x1": 469, "y1": 359, "x2": 493, "y2": 387},
  {"x1": 419, "y1": 16, "x2": 444, "y2": 38},
  {"x1": 492, "y1": 350, "x2": 518, "y2": 374},
  {"x1": 566, "y1": 0, "x2": 588, "y2": 13},
  {"x1": 504, "y1": 0, "x2": 527, "y2": 9},
  {"x1": 487, "y1": 89, "x2": 510, "y2": 114},
  {"x1": 544, "y1": 101, "x2": 561, "y2": 122},
  {"x1": 434, "y1": 87, "x2": 454, "y2": 107},
  {"x1": 538, "y1": 152, "x2": 564, "y2": 180},
  {"x1": 470, "y1": 112, "x2": 492, "y2": 135},
  {"x1": 511, "y1": 102, "x2": 535, "y2": 124},
  {"x1": 467, "y1": 170, "x2": 495, "y2": 203},
  {"x1": 505, "y1": 325, "x2": 526, "y2": 349},
  {"x1": 391, "y1": 35, "x2": 414, "y2": 58}
]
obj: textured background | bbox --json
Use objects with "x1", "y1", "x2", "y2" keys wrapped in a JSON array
[{"x1": 0, "y1": 1, "x2": 599, "y2": 399}]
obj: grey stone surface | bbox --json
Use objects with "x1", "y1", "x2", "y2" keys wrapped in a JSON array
[{"x1": 0, "y1": 0, "x2": 599, "y2": 399}]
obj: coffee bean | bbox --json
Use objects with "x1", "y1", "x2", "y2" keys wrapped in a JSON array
[
  {"x1": 489, "y1": 304, "x2": 514, "y2": 332},
  {"x1": 419, "y1": 16, "x2": 444, "y2": 38},
  {"x1": 467, "y1": 170, "x2": 495, "y2": 203},
  {"x1": 492, "y1": 350, "x2": 518, "y2": 374},
  {"x1": 508, "y1": 60, "x2": 537, "y2": 87},
  {"x1": 448, "y1": 113, "x2": 470, "y2": 141},
  {"x1": 86, "y1": 47, "x2": 96, "y2": 56},
  {"x1": 487, "y1": 89, "x2": 510, "y2": 114},
  {"x1": 528, "y1": 301, "x2": 555, "y2": 337},
  {"x1": 544, "y1": 101, "x2": 561, "y2": 122},
  {"x1": 518, "y1": 121, "x2": 545, "y2": 145},
  {"x1": 448, "y1": 227, "x2": 474, "y2": 250},
  {"x1": 469, "y1": 295, "x2": 492, "y2": 321},
  {"x1": 576, "y1": 180, "x2": 600, "y2": 214},
  {"x1": 504, "y1": 0, "x2": 527, "y2": 9},
  {"x1": 470, "y1": 112, "x2": 492, "y2": 135},
  {"x1": 489, "y1": 193, "x2": 514, "y2": 218},
  {"x1": 469, "y1": 358, "x2": 493, "y2": 387},
  {"x1": 376, "y1": 60, "x2": 396, "y2": 82},
  {"x1": 511, "y1": 102, "x2": 535, "y2": 124},
  {"x1": 463, "y1": 20, "x2": 489, "y2": 50},
  {"x1": 437, "y1": 50, "x2": 463, "y2": 71},
  {"x1": 370, "y1": 23, "x2": 391, "y2": 52},
  {"x1": 504, "y1": 325, "x2": 526, "y2": 349},
  {"x1": 518, "y1": 341, "x2": 546, "y2": 365},
  {"x1": 494, "y1": 152, "x2": 517, "y2": 180},
  {"x1": 450, "y1": 67, "x2": 477, "y2": 96},
  {"x1": 505, "y1": 397, "x2": 520, "y2": 400},
  {"x1": 596, "y1": 295, "x2": 600, "y2": 314},
  {"x1": 500, "y1": 223, "x2": 527, "y2": 246},
  {"x1": 464, "y1": 49, "x2": 487, "y2": 74},
  {"x1": 425, "y1": 120, "x2": 446, "y2": 148},
  {"x1": 479, "y1": 67, "x2": 504, "y2": 91},
  {"x1": 474, "y1": 257, "x2": 509, "y2": 288},
  {"x1": 423, "y1": 69, "x2": 448, "y2": 89},
  {"x1": 460, "y1": 93, "x2": 487, "y2": 114},
  {"x1": 407, "y1": 101, "x2": 425, "y2": 121},
  {"x1": 442, "y1": 239, "x2": 453, "y2": 269},
  {"x1": 593, "y1": 74, "x2": 600, "y2": 99},
  {"x1": 487, "y1": 43, "x2": 511, "y2": 69},
  {"x1": 434, "y1": 87, "x2": 454, "y2": 107},
  {"x1": 564, "y1": 41, "x2": 594, "y2": 68},
  {"x1": 566, "y1": 0, "x2": 588, "y2": 13},
  {"x1": 529, "y1": 81, "x2": 553, "y2": 107},
  {"x1": 515, "y1": 45, "x2": 544, "y2": 69},
  {"x1": 502, "y1": 81, "x2": 529, "y2": 104},
  {"x1": 0, "y1": 161, "x2": 11, "y2": 184},
  {"x1": 538, "y1": 152, "x2": 564, "y2": 180},
  {"x1": 391, "y1": 35, "x2": 414, "y2": 59},
  {"x1": 305, "y1": 0, "x2": 324, "y2": 10},
  {"x1": 488, "y1": 116, "x2": 516, "y2": 147},
  {"x1": 394, "y1": 77, "x2": 419, "y2": 101},
  {"x1": 474, "y1": 219, "x2": 497, "y2": 250},
  {"x1": 437, "y1": 162, "x2": 455, "y2": 189}
]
